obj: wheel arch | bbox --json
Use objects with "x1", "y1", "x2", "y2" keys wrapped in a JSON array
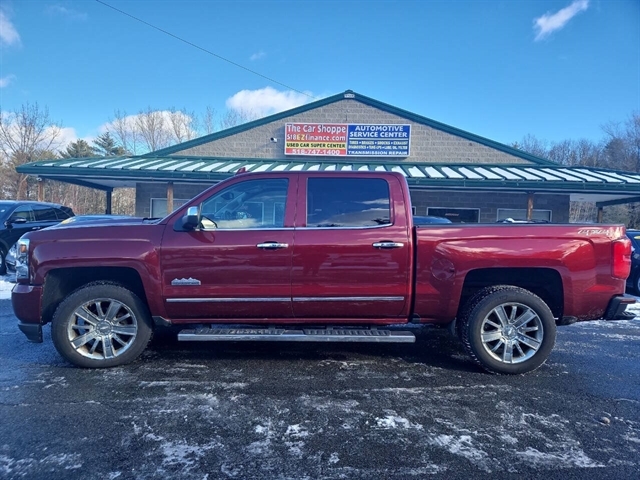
[
  {"x1": 459, "y1": 267, "x2": 563, "y2": 319},
  {"x1": 42, "y1": 267, "x2": 149, "y2": 325}
]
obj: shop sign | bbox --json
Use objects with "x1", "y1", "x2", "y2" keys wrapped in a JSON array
[{"x1": 285, "y1": 123, "x2": 411, "y2": 157}]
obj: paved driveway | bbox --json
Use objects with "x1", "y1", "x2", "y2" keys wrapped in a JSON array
[{"x1": 0, "y1": 293, "x2": 639, "y2": 479}]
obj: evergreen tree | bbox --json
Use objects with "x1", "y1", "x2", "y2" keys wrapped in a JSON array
[
  {"x1": 93, "y1": 132, "x2": 127, "y2": 157},
  {"x1": 59, "y1": 139, "x2": 96, "y2": 158}
]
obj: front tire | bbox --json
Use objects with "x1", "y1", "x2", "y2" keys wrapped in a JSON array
[
  {"x1": 51, "y1": 283, "x2": 153, "y2": 368},
  {"x1": 458, "y1": 285, "x2": 556, "y2": 374}
]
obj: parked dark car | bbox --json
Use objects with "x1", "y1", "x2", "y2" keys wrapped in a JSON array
[
  {"x1": 0, "y1": 201, "x2": 74, "y2": 274},
  {"x1": 47, "y1": 214, "x2": 143, "y2": 228},
  {"x1": 625, "y1": 229, "x2": 640, "y2": 295}
]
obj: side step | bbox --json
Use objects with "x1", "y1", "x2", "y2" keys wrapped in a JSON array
[{"x1": 178, "y1": 327, "x2": 415, "y2": 343}]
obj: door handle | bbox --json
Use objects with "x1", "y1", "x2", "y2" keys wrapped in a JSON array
[
  {"x1": 372, "y1": 241, "x2": 404, "y2": 249},
  {"x1": 31, "y1": 227, "x2": 41, "y2": 230},
  {"x1": 257, "y1": 242, "x2": 289, "y2": 249}
]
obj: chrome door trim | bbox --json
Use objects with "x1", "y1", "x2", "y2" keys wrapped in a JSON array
[
  {"x1": 293, "y1": 296, "x2": 405, "y2": 302},
  {"x1": 166, "y1": 297, "x2": 291, "y2": 303},
  {"x1": 297, "y1": 224, "x2": 392, "y2": 230},
  {"x1": 167, "y1": 296, "x2": 405, "y2": 303}
]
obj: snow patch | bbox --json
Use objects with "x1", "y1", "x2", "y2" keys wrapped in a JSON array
[
  {"x1": 375, "y1": 415, "x2": 422, "y2": 430},
  {"x1": 0, "y1": 276, "x2": 14, "y2": 300},
  {"x1": 285, "y1": 424, "x2": 309, "y2": 437},
  {"x1": 516, "y1": 447, "x2": 604, "y2": 468},
  {"x1": 431, "y1": 434, "x2": 490, "y2": 468}
]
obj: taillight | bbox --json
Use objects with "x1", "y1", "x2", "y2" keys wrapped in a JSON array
[{"x1": 612, "y1": 237, "x2": 632, "y2": 279}]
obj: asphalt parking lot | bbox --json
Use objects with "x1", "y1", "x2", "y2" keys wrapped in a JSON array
[{"x1": 1, "y1": 286, "x2": 639, "y2": 480}]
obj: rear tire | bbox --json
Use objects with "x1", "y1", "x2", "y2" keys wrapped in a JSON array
[
  {"x1": 51, "y1": 283, "x2": 153, "y2": 368},
  {"x1": 458, "y1": 285, "x2": 556, "y2": 374},
  {"x1": 633, "y1": 274, "x2": 640, "y2": 296}
]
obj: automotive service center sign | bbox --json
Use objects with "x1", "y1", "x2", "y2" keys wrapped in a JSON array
[{"x1": 285, "y1": 123, "x2": 411, "y2": 157}]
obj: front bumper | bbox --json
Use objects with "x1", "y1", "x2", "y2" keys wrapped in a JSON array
[
  {"x1": 603, "y1": 295, "x2": 636, "y2": 321},
  {"x1": 11, "y1": 283, "x2": 44, "y2": 343}
]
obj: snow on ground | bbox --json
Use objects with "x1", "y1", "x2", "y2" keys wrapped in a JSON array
[{"x1": 0, "y1": 275, "x2": 14, "y2": 300}]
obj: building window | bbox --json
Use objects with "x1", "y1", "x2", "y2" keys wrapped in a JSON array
[
  {"x1": 497, "y1": 209, "x2": 552, "y2": 222},
  {"x1": 427, "y1": 207, "x2": 479, "y2": 223},
  {"x1": 150, "y1": 198, "x2": 189, "y2": 218}
]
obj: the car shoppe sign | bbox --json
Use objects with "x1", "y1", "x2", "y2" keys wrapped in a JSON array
[{"x1": 285, "y1": 123, "x2": 411, "y2": 157}]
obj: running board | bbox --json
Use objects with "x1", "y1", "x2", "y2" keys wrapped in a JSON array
[{"x1": 178, "y1": 327, "x2": 415, "y2": 343}]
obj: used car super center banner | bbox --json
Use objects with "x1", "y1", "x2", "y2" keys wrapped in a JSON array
[{"x1": 285, "y1": 123, "x2": 411, "y2": 156}]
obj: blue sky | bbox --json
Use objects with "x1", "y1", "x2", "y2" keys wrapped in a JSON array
[{"x1": 1, "y1": 0, "x2": 638, "y2": 151}]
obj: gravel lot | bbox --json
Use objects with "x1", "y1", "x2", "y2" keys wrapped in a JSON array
[{"x1": 1, "y1": 277, "x2": 639, "y2": 479}]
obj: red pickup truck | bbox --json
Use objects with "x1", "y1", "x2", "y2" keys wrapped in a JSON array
[{"x1": 11, "y1": 171, "x2": 634, "y2": 374}]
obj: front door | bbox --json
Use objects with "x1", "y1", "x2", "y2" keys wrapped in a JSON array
[
  {"x1": 160, "y1": 176, "x2": 296, "y2": 321},
  {"x1": 291, "y1": 175, "x2": 411, "y2": 320}
]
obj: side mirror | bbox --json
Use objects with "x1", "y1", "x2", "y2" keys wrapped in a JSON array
[
  {"x1": 183, "y1": 206, "x2": 199, "y2": 230},
  {"x1": 5, "y1": 218, "x2": 27, "y2": 228}
]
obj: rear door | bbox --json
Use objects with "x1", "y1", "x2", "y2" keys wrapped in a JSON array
[
  {"x1": 291, "y1": 174, "x2": 412, "y2": 319},
  {"x1": 160, "y1": 175, "x2": 296, "y2": 320}
]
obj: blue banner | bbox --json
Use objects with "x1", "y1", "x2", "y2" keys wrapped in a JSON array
[{"x1": 346, "y1": 124, "x2": 411, "y2": 156}]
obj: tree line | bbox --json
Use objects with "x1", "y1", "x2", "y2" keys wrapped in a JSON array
[
  {"x1": 0, "y1": 103, "x2": 256, "y2": 215},
  {"x1": 0, "y1": 102, "x2": 638, "y2": 223},
  {"x1": 512, "y1": 113, "x2": 640, "y2": 225}
]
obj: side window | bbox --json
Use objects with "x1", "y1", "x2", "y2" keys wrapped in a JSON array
[
  {"x1": 307, "y1": 178, "x2": 391, "y2": 228},
  {"x1": 33, "y1": 205, "x2": 58, "y2": 221},
  {"x1": 200, "y1": 179, "x2": 289, "y2": 230},
  {"x1": 55, "y1": 207, "x2": 72, "y2": 220},
  {"x1": 9, "y1": 205, "x2": 34, "y2": 222}
]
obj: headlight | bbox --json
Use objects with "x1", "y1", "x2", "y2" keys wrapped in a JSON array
[{"x1": 15, "y1": 238, "x2": 30, "y2": 281}]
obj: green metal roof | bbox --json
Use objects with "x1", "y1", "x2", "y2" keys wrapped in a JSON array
[
  {"x1": 149, "y1": 90, "x2": 557, "y2": 166},
  {"x1": 16, "y1": 156, "x2": 640, "y2": 196}
]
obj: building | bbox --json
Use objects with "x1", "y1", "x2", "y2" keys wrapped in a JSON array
[{"x1": 17, "y1": 90, "x2": 640, "y2": 222}]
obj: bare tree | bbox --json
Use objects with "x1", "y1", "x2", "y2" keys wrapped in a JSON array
[
  {"x1": 202, "y1": 106, "x2": 217, "y2": 135},
  {"x1": 220, "y1": 109, "x2": 257, "y2": 130},
  {"x1": 511, "y1": 134, "x2": 549, "y2": 158},
  {"x1": 109, "y1": 110, "x2": 141, "y2": 155},
  {"x1": 168, "y1": 107, "x2": 197, "y2": 144},
  {"x1": 136, "y1": 107, "x2": 171, "y2": 152},
  {"x1": 0, "y1": 103, "x2": 63, "y2": 199}
]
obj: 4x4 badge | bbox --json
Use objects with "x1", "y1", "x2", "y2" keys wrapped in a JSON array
[{"x1": 171, "y1": 277, "x2": 201, "y2": 286}]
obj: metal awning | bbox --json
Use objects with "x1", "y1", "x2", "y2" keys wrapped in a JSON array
[{"x1": 16, "y1": 156, "x2": 640, "y2": 204}]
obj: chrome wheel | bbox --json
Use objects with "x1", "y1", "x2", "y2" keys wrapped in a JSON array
[
  {"x1": 480, "y1": 302, "x2": 544, "y2": 364},
  {"x1": 67, "y1": 297, "x2": 138, "y2": 360}
]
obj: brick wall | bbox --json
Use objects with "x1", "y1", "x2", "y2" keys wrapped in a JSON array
[{"x1": 173, "y1": 100, "x2": 531, "y2": 165}]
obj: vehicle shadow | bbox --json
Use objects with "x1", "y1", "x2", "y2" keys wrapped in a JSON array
[{"x1": 145, "y1": 325, "x2": 480, "y2": 374}]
